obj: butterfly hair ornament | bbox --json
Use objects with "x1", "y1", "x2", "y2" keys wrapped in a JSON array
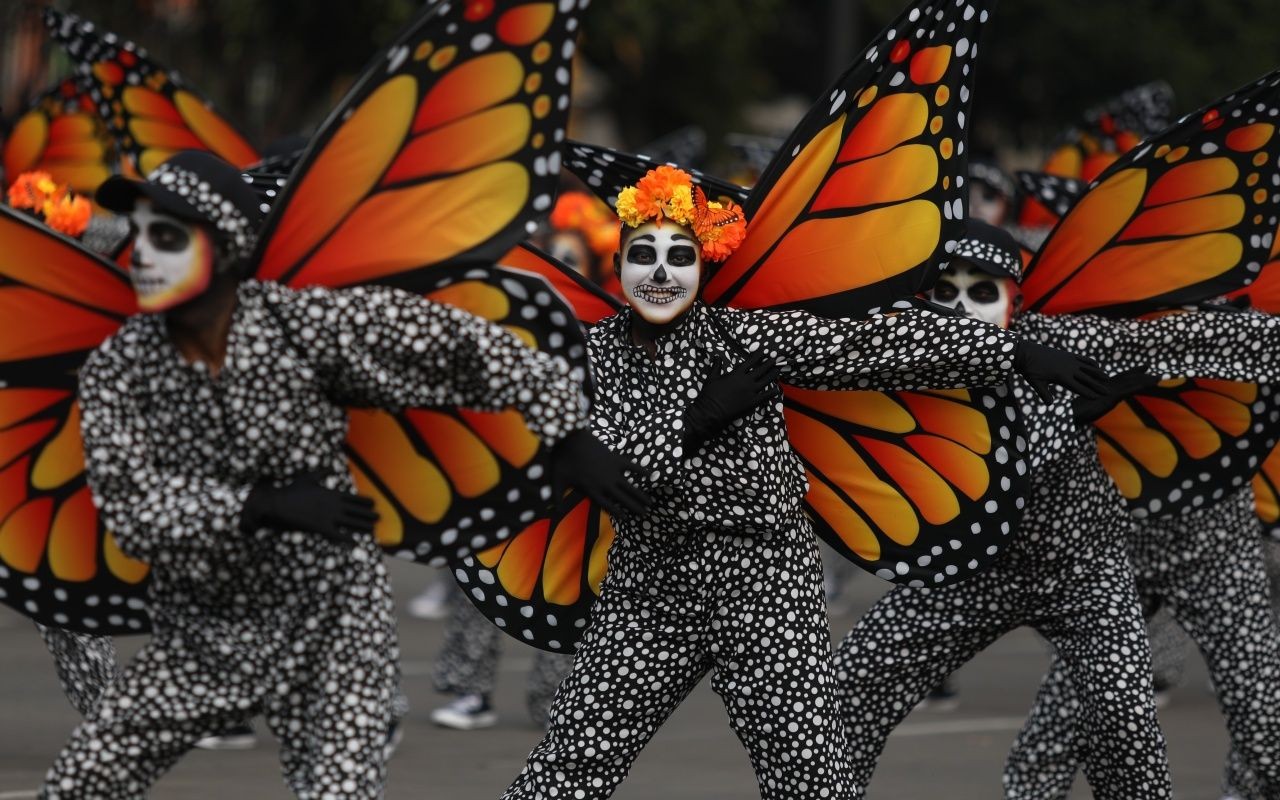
[{"x1": 615, "y1": 165, "x2": 748, "y2": 263}]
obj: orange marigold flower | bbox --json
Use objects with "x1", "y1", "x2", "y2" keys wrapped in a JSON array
[
  {"x1": 42, "y1": 193, "x2": 92, "y2": 238},
  {"x1": 7, "y1": 170, "x2": 58, "y2": 210}
]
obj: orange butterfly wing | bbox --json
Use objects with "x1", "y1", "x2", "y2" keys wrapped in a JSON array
[
  {"x1": 252, "y1": 1, "x2": 586, "y2": 291},
  {"x1": 785, "y1": 381, "x2": 1030, "y2": 585},
  {"x1": 446, "y1": 250, "x2": 620, "y2": 651},
  {"x1": 45, "y1": 10, "x2": 260, "y2": 174},
  {"x1": 703, "y1": 0, "x2": 994, "y2": 315},
  {"x1": 2, "y1": 78, "x2": 117, "y2": 196},
  {"x1": 342, "y1": 266, "x2": 593, "y2": 565},
  {"x1": 0, "y1": 206, "x2": 148, "y2": 633},
  {"x1": 1022, "y1": 71, "x2": 1280, "y2": 316},
  {"x1": 1255, "y1": 444, "x2": 1280, "y2": 540},
  {"x1": 1095, "y1": 378, "x2": 1280, "y2": 518}
]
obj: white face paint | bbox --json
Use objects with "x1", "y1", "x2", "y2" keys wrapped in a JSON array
[
  {"x1": 546, "y1": 230, "x2": 592, "y2": 278},
  {"x1": 969, "y1": 181, "x2": 1009, "y2": 226},
  {"x1": 619, "y1": 221, "x2": 702, "y2": 326},
  {"x1": 128, "y1": 200, "x2": 215, "y2": 313},
  {"x1": 929, "y1": 260, "x2": 1019, "y2": 329}
]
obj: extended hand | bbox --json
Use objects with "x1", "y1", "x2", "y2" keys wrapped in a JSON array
[
  {"x1": 1015, "y1": 341, "x2": 1111, "y2": 403},
  {"x1": 551, "y1": 429, "x2": 651, "y2": 517},
  {"x1": 1071, "y1": 367, "x2": 1162, "y2": 424},
  {"x1": 241, "y1": 473, "x2": 378, "y2": 543},
  {"x1": 685, "y1": 352, "x2": 781, "y2": 450}
]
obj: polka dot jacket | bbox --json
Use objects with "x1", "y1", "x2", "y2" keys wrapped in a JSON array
[
  {"x1": 587, "y1": 302, "x2": 1020, "y2": 537},
  {"x1": 77, "y1": 279, "x2": 588, "y2": 632}
]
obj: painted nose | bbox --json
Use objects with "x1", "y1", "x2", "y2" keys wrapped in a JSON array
[
  {"x1": 653, "y1": 264, "x2": 669, "y2": 283},
  {"x1": 130, "y1": 248, "x2": 145, "y2": 269},
  {"x1": 954, "y1": 300, "x2": 968, "y2": 316}
]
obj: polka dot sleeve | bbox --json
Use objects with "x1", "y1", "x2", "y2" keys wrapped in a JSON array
[
  {"x1": 264, "y1": 282, "x2": 589, "y2": 447},
  {"x1": 77, "y1": 344, "x2": 253, "y2": 571},
  {"x1": 1016, "y1": 310, "x2": 1280, "y2": 383},
  {"x1": 720, "y1": 306, "x2": 1019, "y2": 391}
]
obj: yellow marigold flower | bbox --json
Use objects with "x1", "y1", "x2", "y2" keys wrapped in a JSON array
[{"x1": 615, "y1": 186, "x2": 646, "y2": 228}]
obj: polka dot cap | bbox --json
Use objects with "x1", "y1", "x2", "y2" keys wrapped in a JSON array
[{"x1": 945, "y1": 218, "x2": 1023, "y2": 281}]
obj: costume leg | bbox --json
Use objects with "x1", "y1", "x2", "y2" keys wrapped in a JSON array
[
  {"x1": 1142, "y1": 492, "x2": 1280, "y2": 797},
  {"x1": 1034, "y1": 543, "x2": 1171, "y2": 800},
  {"x1": 36, "y1": 623, "x2": 118, "y2": 718},
  {"x1": 268, "y1": 559, "x2": 398, "y2": 799},
  {"x1": 502, "y1": 585, "x2": 709, "y2": 800},
  {"x1": 41, "y1": 637, "x2": 257, "y2": 799},
  {"x1": 709, "y1": 526, "x2": 854, "y2": 800},
  {"x1": 433, "y1": 580, "x2": 501, "y2": 697},
  {"x1": 834, "y1": 565, "x2": 1016, "y2": 793},
  {"x1": 525, "y1": 650, "x2": 573, "y2": 728},
  {"x1": 1001, "y1": 653, "x2": 1083, "y2": 800}
]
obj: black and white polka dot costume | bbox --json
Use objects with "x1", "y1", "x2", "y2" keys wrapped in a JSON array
[
  {"x1": 36, "y1": 625, "x2": 118, "y2": 718},
  {"x1": 433, "y1": 581, "x2": 573, "y2": 727},
  {"x1": 834, "y1": 308, "x2": 1280, "y2": 800},
  {"x1": 1003, "y1": 486, "x2": 1280, "y2": 799},
  {"x1": 503, "y1": 303, "x2": 1021, "y2": 800},
  {"x1": 41, "y1": 280, "x2": 587, "y2": 800}
]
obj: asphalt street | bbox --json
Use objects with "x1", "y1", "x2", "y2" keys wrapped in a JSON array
[{"x1": 0, "y1": 558, "x2": 1229, "y2": 799}]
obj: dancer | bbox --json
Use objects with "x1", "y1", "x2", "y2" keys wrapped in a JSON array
[
  {"x1": 500, "y1": 163, "x2": 1105, "y2": 800},
  {"x1": 1003, "y1": 483, "x2": 1280, "y2": 800},
  {"x1": 38, "y1": 148, "x2": 614, "y2": 798},
  {"x1": 835, "y1": 210, "x2": 1280, "y2": 799}
]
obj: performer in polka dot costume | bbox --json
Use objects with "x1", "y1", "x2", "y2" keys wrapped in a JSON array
[
  {"x1": 834, "y1": 220, "x2": 1280, "y2": 800},
  {"x1": 502, "y1": 170, "x2": 1107, "y2": 800},
  {"x1": 38, "y1": 151, "x2": 604, "y2": 799},
  {"x1": 1003, "y1": 484, "x2": 1280, "y2": 799}
]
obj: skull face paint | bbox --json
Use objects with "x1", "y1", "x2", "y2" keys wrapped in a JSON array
[
  {"x1": 619, "y1": 221, "x2": 702, "y2": 326},
  {"x1": 929, "y1": 260, "x2": 1019, "y2": 329},
  {"x1": 128, "y1": 200, "x2": 215, "y2": 313}
]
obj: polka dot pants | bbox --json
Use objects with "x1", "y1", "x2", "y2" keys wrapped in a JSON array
[
  {"x1": 834, "y1": 451, "x2": 1172, "y2": 800},
  {"x1": 1003, "y1": 486, "x2": 1280, "y2": 799},
  {"x1": 36, "y1": 624, "x2": 118, "y2": 718},
  {"x1": 434, "y1": 580, "x2": 573, "y2": 727},
  {"x1": 503, "y1": 518, "x2": 853, "y2": 799}
]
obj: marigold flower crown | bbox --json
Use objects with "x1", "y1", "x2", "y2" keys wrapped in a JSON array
[
  {"x1": 614, "y1": 165, "x2": 748, "y2": 262},
  {"x1": 7, "y1": 171, "x2": 92, "y2": 238}
]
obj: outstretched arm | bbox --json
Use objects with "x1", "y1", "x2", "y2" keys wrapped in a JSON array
[
  {"x1": 1015, "y1": 309, "x2": 1280, "y2": 384},
  {"x1": 271, "y1": 283, "x2": 590, "y2": 447}
]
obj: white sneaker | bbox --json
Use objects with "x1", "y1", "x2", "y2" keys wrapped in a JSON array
[
  {"x1": 384, "y1": 720, "x2": 403, "y2": 761},
  {"x1": 430, "y1": 694, "x2": 497, "y2": 730},
  {"x1": 195, "y1": 723, "x2": 257, "y2": 750},
  {"x1": 407, "y1": 580, "x2": 450, "y2": 620}
]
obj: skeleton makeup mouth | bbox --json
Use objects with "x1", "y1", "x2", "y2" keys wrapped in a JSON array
[{"x1": 632, "y1": 285, "x2": 689, "y2": 305}]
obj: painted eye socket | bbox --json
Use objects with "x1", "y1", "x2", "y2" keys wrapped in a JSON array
[
  {"x1": 668, "y1": 245, "x2": 697, "y2": 266},
  {"x1": 626, "y1": 244, "x2": 656, "y2": 265},
  {"x1": 968, "y1": 280, "x2": 1001, "y2": 304},
  {"x1": 932, "y1": 280, "x2": 959, "y2": 302},
  {"x1": 147, "y1": 220, "x2": 191, "y2": 253}
]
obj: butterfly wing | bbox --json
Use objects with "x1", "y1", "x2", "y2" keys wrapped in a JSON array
[
  {"x1": 786, "y1": 382, "x2": 1030, "y2": 585},
  {"x1": 1094, "y1": 378, "x2": 1280, "y2": 519},
  {"x1": 451, "y1": 489, "x2": 613, "y2": 652},
  {"x1": 44, "y1": 10, "x2": 260, "y2": 174},
  {"x1": 252, "y1": 0, "x2": 586, "y2": 291},
  {"x1": 447, "y1": 249, "x2": 618, "y2": 652},
  {"x1": 1255, "y1": 443, "x2": 1280, "y2": 540},
  {"x1": 1021, "y1": 70, "x2": 1280, "y2": 316},
  {"x1": 0, "y1": 206, "x2": 148, "y2": 634},
  {"x1": 703, "y1": 0, "x2": 994, "y2": 316},
  {"x1": 2, "y1": 78, "x2": 118, "y2": 196},
  {"x1": 1016, "y1": 171, "x2": 1086, "y2": 229},
  {"x1": 564, "y1": 139, "x2": 751, "y2": 208},
  {"x1": 351, "y1": 265, "x2": 592, "y2": 564}
]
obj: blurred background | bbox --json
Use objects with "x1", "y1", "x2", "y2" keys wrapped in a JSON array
[{"x1": 5, "y1": 0, "x2": 1280, "y2": 171}]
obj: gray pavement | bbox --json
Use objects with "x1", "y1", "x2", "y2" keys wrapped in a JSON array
[{"x1": 0, "y1": 558, "x2": 1228, "y2": 799}]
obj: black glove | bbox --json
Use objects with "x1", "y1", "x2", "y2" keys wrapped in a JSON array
[
  {"x1": 240, "y1": 473, "x2": 378, "y2": 543},
  {"x1": 684, "y1": 352, "x2": 781, "y2": 450},
  {"x1": 551, "y1": 429, "x2": 651, "y2": 517},
  {"x1": 1071, "y1": 367, "x2": 1162, "y2": 424},
  {"x1": 1014, "y1": 341, "x2": 1112, "y2": 403}
]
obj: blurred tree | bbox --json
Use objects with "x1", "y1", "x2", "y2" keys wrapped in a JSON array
[{"x1": 576, "y1": 0, "x2": 785, "y2": 158}]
